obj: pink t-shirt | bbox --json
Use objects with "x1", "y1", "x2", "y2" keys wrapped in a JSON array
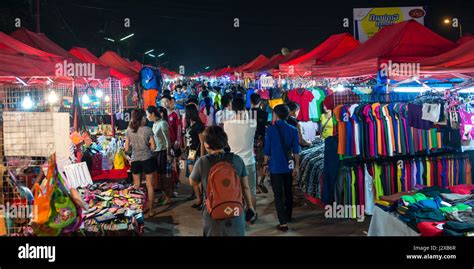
[{"x1": 287, "y1": 89, "x2": 314, "y2": 122}]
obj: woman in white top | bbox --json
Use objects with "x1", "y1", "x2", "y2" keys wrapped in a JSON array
[{"x1": 146, "y1": 106, "x2": 173, "y2": 206}]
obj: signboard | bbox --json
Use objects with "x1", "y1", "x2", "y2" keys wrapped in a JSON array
[
  {"x1": 353, "y1": 7, "x2": 426, "y2": 42},
  {"x1": 260, "y1": 76, "x2": 274, "y2": 88},
  {"x1": 179, "y1": 65, "x2": 185, "y2": 75}
]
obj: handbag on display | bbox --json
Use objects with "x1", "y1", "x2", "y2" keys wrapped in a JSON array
[
  {"x1": 114, "y1": 149, "x2": 126, "y2": 169},
  {"x1": 48, "y1": 174, "x2": 77, "y2": 230}
]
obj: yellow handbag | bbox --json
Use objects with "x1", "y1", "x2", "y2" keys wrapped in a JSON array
[{"x1": 114, "y1": 149, "x2": 126, "y2": 169}]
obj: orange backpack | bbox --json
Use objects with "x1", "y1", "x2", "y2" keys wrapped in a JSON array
[{"x1": 205, "y1": 153, "x2": 243, "y2": 220}]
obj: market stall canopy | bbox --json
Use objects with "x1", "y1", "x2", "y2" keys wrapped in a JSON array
[
  {"x1": 457, "y1": 34, "x2": 474, "y2": 45},
  {"x1": 257, "y1": 49, "x2": 304, "y2": 76},
  {"x1": 0, "y1": 52, "x2": 57, "y2": 78},
  {"x1": 10, "y1": 27, "x2": 73, "y2": 58},
  {"x1": 69, "y1": 47, "x2": 135, "y2": 84},
  {"x1": 312, "y1": 20, "x2": 457, "y2": 78},
  {"x1": 131, "y1": 60, "x2": 142, "y2": 71},
  {"x1": 0, "y1": 32, "x2": 61, "y2": 59},
  {"x1": 418, "y1": 39, "x2": 474, "y2": 77},
  {"x1": 235, "y1": 54, "x2": 269, "y2": 73},
  {"x1": 99, "y1": 51, "x2": 140, "y2": 80},
  {"x1": 280, "y1": 33, "x2": 360, "y2": 77}
]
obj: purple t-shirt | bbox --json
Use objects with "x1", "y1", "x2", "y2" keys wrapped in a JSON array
[{"x1": 407, "y1": 104, "x2": 434, "y2": 130}]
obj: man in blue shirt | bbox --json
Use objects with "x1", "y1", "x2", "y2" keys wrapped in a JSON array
[{"x1": 263, "y1": 104, "x2": 301, "y2": 232}]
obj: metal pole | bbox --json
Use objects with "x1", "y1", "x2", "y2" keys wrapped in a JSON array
[{"x1": 35, "y1": 0, "x2": 40, "y2": 33}]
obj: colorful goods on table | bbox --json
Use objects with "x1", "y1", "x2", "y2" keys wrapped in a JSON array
[{"x1": 80, "y1": 182, "x2": 145, "y2": 236}]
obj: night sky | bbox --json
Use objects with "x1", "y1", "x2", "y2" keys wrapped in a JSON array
[{"x1": 0, "y1": 0, "x2": 473, "y2": 74}]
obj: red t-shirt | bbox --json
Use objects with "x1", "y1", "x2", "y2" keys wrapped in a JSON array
[
  {"x1": 287, "y1": 89, "x2": 314, "y2": 122},
  {"x1": 168, "y1": 110, "x2": 182, "y2": 146}
]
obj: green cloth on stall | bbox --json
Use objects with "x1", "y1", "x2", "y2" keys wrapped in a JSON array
[
  {"x1": 402, "y1": 193, "x2": 429, "y2": 205},
  {"x1": 440, "y1": 204, "x2": 472, "y2": 213}
]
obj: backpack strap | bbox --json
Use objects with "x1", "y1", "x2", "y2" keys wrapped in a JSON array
[{"x1": 206, "y1": 152, "x2": 234, "y2": 169}]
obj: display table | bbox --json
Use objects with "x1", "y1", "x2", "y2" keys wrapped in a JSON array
[{"x1": 368, "y1": 206, "x2": 420, "y2": 236}]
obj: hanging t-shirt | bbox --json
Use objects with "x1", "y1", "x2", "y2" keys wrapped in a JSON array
[
  {"x1": 349, "y1": 104, "x2": 360, "y2": 155},
  {"x1": 309, "y1": 88, "x2": 326, "y2": 122},
  {"x1": 114, "y1": 109, "x2": 132, "y2": 130},
  {"x1": 287, "y1": 88, "x2": 314, "y2": 122}
]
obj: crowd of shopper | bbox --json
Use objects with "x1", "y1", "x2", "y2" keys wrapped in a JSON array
[{"x1": 125, "y1": 80, "x2": 301, "y2": 235}]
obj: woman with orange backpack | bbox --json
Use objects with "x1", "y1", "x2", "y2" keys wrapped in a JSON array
[{"x1": 189, "y1": 126, "x2": 255, "y2": 236}]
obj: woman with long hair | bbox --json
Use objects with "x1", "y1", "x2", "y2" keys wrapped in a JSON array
[
  {"x1": 125, "y1": 108, "x2": 157, "y2": 217},
  {"x1": 200, "y1": 96, "x2": 216, "y2": 127},
  {"x1": 184, "y1": 103, "x2": 206, "y2": 209},
  {"x1": 146, "y1": 106, "x2": 172, "y2": 206}
]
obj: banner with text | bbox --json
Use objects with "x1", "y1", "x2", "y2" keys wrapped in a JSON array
[{"x1": 353, "y1": 6, "x2": 426, "y2": 42}]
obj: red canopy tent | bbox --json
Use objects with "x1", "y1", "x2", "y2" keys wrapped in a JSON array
[
  {"x1": 312, "y1": 20, "x2": 456, "y2": 78},
  {"x1": 457, "y1": 34, "x2": 474, "y2": 45},
  {"x1": 0, "y1": 32, "x2": 62, "y2": 81},
  {"x1": 9, "y1": 28, "x2": 111, "y2": 80},
  {"x1": 256, "y1": 49, "x2": 304, "y2": 76},
  {"x1": 10, "y1": 27, "x2": 73, "y2": 58},
  {"x1": 69, "y1": 47, "x2": 134, "y2": 86},
  {"x1": 235, "y1": 54, "x2": 269, "y2": 74},
  {"x1": 417, "y1": 39, "x2": 474, "y2": 77},
  {"x1": 99, "y1": 51, "x2": 140, "y2": 80},
  {"x1": 279, "y1": 33, "x2": 360, "y2": 77}
]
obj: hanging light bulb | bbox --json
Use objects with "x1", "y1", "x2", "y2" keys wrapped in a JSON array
[
  {"x1": 22, "y1": 95, "x2": 34, "y2": 110},
  {"x1": 95, "y1": 89, "x2": 104, "y2": 98},
  {"x1": 47, "y1": 90, "x2": 59, "y2": 104},
  {"x1": 82, "y1": 93, "x2": 90, "y2": 104},
  {"x1": 104, "y1": 95, "x2": 110, "y2": 102},
  {"x1": 336, "y1": 84, "x2": 345, "y2": 92}
]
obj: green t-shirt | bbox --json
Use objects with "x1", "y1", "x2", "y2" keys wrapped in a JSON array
[{"x1": 309, "y1": 88, "x2": 326, "y2": 122}]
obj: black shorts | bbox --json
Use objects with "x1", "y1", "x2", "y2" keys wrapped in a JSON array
[
  {"x1": 131, "y1": 158, "x2": 156, "y2": 175},
  {"x1": 154, "y1": 150, "x2": 167, "y2": 174}
]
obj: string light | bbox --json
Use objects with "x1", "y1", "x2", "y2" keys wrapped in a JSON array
[
  {"x1": 95, "y1": 89, "x2": 104, "y2": 98},
  {"x1": 47, "y1": 90, "x2": 59, "y2": 104},
  {"x1": 22, "y1": 95, "x2": 34, "y2": 110},
  {"x1": 104, "y1": 95, "x2": 111, "y2": 102},
  {"x1": 82, "y1": 93, "x2": 90, "y2": 104}
]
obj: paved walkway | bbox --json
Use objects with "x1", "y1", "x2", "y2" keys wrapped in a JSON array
[{"x1": 144, "y1": 180, "x2": 370, "y2": 236}]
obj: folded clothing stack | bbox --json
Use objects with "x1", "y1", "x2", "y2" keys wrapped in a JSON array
[{"x1": 80, "y1": 182, "x2": 146, "y2": 236}]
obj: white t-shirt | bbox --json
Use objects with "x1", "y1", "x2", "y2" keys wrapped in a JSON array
[
  {"x1": 215, "y1": 108, "x2": 236, "y2": 126},
  {"x1": 224, "y1": 117, "x2": 257, "y2": 166}
]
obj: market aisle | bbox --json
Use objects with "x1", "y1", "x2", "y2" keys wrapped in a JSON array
[{"x1": 144, "y1": 178, "x2": 370, "y2": 236}]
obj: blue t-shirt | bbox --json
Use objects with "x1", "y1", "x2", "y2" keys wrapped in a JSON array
[
  {"x1": 264, "y1": 120, "x2": 301, "y2": 174},
  {"x1": 174, "y1": 91, "x2": 188, "y2": 110},
  {"x1": 246, "y1": 88, "x2": 255, "y2": 109}
]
